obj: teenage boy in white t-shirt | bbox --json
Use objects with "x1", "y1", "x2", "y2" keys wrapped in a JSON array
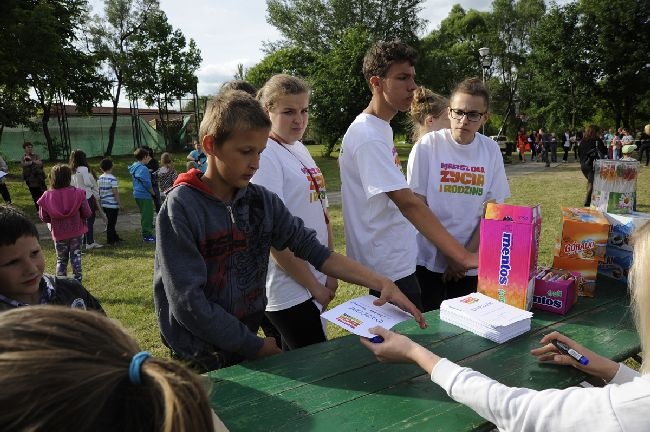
[
  {"x1": 407, "y1": 78, "x2": 510, "y2": 311},
  {"x1": 339, "y1": 41, "x2": 478, "y2": 309}
]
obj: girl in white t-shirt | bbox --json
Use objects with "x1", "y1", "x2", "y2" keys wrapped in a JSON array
[
  {"x1": 251, "y1": 74, "x2": 337, "y2": 350},
  {"x1": 407, "y1": 78, "x2": 510, "y2": 312}
]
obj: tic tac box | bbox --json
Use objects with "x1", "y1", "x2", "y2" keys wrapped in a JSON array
[
  {"x1": 555, "y1": 208, "x2": 609, "y2": 261},
  {"x1": 532, "y1": 269, "x2": 578, "y2": 315},
  {"x1": 478, "y1": 203, "x2": 542, "y2": 310},
  {"x1": 597, "y1": 212, "x2": 650, "y2": 283}
]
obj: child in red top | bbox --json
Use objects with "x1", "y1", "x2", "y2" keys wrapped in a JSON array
[
  {"x1": 516, "y1": 128, "x2": 528, "y2": 163},
  {"x1": 37, "y1": 164, "x2": 92, "y2": 281}
]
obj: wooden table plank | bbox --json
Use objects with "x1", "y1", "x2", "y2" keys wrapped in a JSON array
[{"x1": 210, "y1": 279, "x2": 638, "y2": 431}]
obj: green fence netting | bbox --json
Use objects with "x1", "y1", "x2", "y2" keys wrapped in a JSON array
[{"x1": 0, "y1": 115, "x2": 186, "y2": 161}]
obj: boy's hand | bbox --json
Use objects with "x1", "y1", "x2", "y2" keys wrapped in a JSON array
[
  {"x1": 256, "y1": 337, "x2": 282, "y2": 359},
  {"x1": 447, "y1": 250, "x2": 478, "y2": 273},
  {"x1": 373, "y1": 278, "x2": 427, "y2": 329},
  {"x1": 310, "y1": 283, "x2": 335, "y2": 310}
]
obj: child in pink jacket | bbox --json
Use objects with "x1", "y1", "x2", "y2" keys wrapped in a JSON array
[{"x1": 37, "y1": 164, "x2": 92, "y2": 281}]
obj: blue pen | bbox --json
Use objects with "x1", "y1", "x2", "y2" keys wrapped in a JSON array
[
  {"x1": 368, "y1": 335, "x2": 384, "y2": 343},
  {"x1": 552, "y1": 339, "x2": 589, "y2": 365}
]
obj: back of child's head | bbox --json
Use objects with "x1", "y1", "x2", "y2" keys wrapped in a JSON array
[
  {"x1": 69, "y1": 149, "x2": 88, "y2": 172},
  {"x1": 410, "y1": 86, "x2": 449, "y2": 126},
  {"x1": 160, "y1": 152, "x2": 173, "y2": 167},
  {"x1": 257, "y1": 74, "x2": 310, "y2": 111},
  {"x1": 0, "y1": 204, "x2": 39, "y2": 247},
  {"x1": 0, "y1": 305, "x2": 214, "y2": 431},
  {"x1": 142, "y1": 145, "x2": 154, "y2": 158},
  {"x1": 630, "y1": 222, "x2": 650, "y2": 374},
  {"x1": 134, "y1": 148, "x2": 149, "y2": 161},
  {"x1": 199, "y1": 89, "x2": 271, "y2": 147},
  {"x1": 220, "y1": 79, "x2": 257, "y2": 96},
  {"x1": 362, "y1": 40, "x2": 417, "y2": 82},
  {"x1": 451, "y1": 77, "x2": 490, "y2": 111},
  {"x1": 100, "y1": 158, "x2": 113, "y2": 172},
  {"x1": 48, "y1": 164, "x2": 72, "y2": 189}
]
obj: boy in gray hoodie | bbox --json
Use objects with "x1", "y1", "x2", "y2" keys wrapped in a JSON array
[{"x1": 153, "y1": 90, "x2": 426, "y2": 372}]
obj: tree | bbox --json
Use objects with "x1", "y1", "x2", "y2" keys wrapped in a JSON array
[
  {"x1": 417, "y1": 5, "x2": 489, "y2": 96},
  {"x1": 12, "y1": 0, "x2": 108, "y2": 160},
  {"x1": 266, "y1": 0, "x2": 426, "y2": 51},
  {"x1": 579, "y1": 0, "x2": 650, "y2": 130},
  {"x1": 310, "y1": 26, "x2": 373, "y2": 154},
  {"x1": 261, "y1": 0, "x2": 427, "y2": 153},
  {"x1": 126, "y1": 11, "x2": 201, "y2": 150},
  {"x1": 245, "y1": 47, "x2": 316, "y2": 90},
  {"x1": 88, "y1": 0, "x2": 160, "y2": 156},
  {"x1": 483, "y1": 0, "x2": 545, "y2": 138}
]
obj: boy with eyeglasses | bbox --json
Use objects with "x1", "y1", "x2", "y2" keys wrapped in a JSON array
[
  {"x1": 339, "y1": 41, "x2": 478, "y2": 310},
  {"x1": 406, "y1": 77, "x2": 510, "y2": 310}
]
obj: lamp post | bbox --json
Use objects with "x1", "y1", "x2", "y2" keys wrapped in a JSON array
[{"x1": 478, "y1": 47, "x2": 492, "y2": 135}]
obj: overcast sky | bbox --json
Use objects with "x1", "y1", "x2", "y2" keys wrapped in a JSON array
[{"x1": 87, "y1": 0, "x2": 569, "y2": 100}]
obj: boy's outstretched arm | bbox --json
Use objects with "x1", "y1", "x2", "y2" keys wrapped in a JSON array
[
  {"x1": 319, "y1": 253, "x2": 427, "y2": 329},
  {"x1": 387, "y1": 188, "x2": 478, "y2": 272}
]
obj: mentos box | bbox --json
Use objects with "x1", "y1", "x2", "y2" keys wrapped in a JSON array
[
  {"x1": 596, "y1": 212, "x2": 650, "y2": 283},
  {"x1": 532, "y1": 268, "x2": 578, "y2": 315},
  {"x1": 478, "y1": 203, "x2": 542, "y2": 310},
  {"x1": 554, "y1": 208, "x2": 609, "y2": 261}
]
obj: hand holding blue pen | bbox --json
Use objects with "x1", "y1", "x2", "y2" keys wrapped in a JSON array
[{"x1": 552, "y1": 339, "x2": 589, "y2": 365}]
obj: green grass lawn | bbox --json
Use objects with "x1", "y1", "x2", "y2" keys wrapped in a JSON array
[{"x1": 2, "y1": 146, "x2": 648, "y2": 357}]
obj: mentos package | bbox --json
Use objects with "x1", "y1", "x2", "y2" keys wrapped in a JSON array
[
  {"x1": 478, "y1": 203, "x2": 542, "y2": 310},
  {"x1": 597, "y1": 212, "x2": 650, "y2": 283},
  {"x1": 532, "y1": 268, "x2": 578, "y2": 315}
]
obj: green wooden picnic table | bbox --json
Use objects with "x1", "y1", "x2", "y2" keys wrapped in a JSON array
[{"x1": 208, "y1": 278, "x2": 638, "y2": 431}]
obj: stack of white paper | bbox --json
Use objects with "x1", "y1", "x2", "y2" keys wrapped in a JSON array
[{"x1": 440, "y1": 292, "x2": 533, "y2": 344}]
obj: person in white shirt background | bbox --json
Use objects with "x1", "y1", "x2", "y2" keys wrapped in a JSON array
[
  {"x1": 339, "y1": 40, "x2": 478, "y2": 311},
  {"x1": 407, "y1": 78, "x2": 510, "y2": 311},
  {"x1": 252, "y1": 74, "x2": 337, "y2": 350},
  {"x1": 362, "y1": 220, "x2": 650, "y2": 432}
]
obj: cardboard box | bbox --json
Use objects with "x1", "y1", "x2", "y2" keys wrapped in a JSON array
[
  {"x1": 596, "y1": 212, "x2": 650, "y2": 284},
  {"x1": 603, "y1": 212, "x2": 650, "y2": 252},
  {"x1": 553, "y1": 255, "x2": 599, "y2": 297},
  {"x1": 555, "y1": 208, "x2": 609, "y2": 261},
  {"x1": 478, "y1": 203, "x2": 542, "y2": 310},
  {"x1": 532, "y1": 269, "x2": 578, "y2": 315},
  {"x1": 591, "y1": 160, "x2": 639, "y2": 214}
]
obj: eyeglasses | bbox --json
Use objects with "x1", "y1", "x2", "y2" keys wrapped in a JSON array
[{"x1": 449, "y1": 108, "x2": 485, "y2": 122}]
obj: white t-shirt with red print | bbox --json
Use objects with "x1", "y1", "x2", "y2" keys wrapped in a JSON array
[
  {"x1": 251, "y1": 138, "x2": 329, "y2": 312},
  {"x1": 407, "y1": 129, "x2": 510, "y2": 275},
  {"x1": 339, "y1": 113, "x2": 417, "y2": 282}
]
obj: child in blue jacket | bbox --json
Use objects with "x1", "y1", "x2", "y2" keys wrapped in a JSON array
[{"x1": 128, "y1": 148, "x2": 155, "y2": 242}]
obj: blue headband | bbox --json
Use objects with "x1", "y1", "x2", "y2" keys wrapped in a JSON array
[{"x1": 128, "y1": 351, "x2": 151, "y2": 385}]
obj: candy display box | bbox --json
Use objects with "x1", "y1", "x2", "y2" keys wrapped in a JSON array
[
  {"x1": 478, "y1": 203, "x2": 542, "y2": 310},
  {"x1": 591, "y1": 160, "x2": 639, "y2": 214},
  {"x1": 597, "y1": 212, "x2": 650, "y2": 283},
  {"x1": 553, "y1": 208, "x2": 609, "y2": 297},
  {"x1": 532, "y1": 268, "x2": 578, "y2": 315}
]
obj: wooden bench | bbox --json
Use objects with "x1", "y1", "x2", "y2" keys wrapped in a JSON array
[{"x1": 208, "y1": 278, "x2": 638, "y2": 431}]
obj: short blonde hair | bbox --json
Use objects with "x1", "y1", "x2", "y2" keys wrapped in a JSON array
[
  {"x1": 198, "y1": 90, "x2": 271, "y2": 147},
  {"x1": 257, "y1": 74, "x2": 310, "y2": 111},
  {"x1": 0, "y1": 306, "x2": 214, "y2": 431}
]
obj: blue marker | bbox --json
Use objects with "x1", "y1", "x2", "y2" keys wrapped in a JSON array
[
  {"x1": 552, "y1": 339, "x2": 589, "y2": 365},
  {"x1": 368, "y1": 335, "x2": 384, "y2": 343}
]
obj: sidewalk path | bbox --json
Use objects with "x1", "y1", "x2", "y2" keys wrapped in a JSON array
[{"x1": 35, "y1": 160, "x2": 572, "y2": 241}]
